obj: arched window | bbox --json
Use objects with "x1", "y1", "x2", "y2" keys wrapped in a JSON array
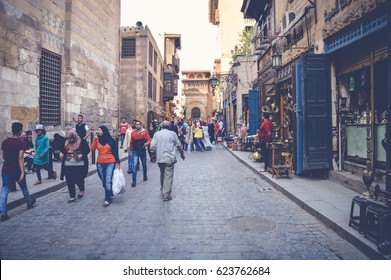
[
  {"x1": 191, "y1": 107, "x2": 201, "y2": 119},
  {"x1": 189, "y1": 74, "x2": 195, "y2": 78},
  {"x1": 196, "y1": 74, "x2": 203, "y2": 78}
]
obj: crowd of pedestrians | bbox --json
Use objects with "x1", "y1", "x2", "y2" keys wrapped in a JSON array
[{"x1": 0, "y1": 114, "x2": 228, "y2": 222}]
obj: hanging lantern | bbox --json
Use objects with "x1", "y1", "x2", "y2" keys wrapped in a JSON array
[
  {"x1": 349, "y1": 76, "x2": 355, "y2": 92},
  {"x1": 272, "y1": 52, "x2": 282, "y2": 69},
  {"x1": 360, "y1": 70, "x2": 366, "y2": 87}
]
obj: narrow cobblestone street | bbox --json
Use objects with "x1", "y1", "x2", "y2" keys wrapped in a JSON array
[{"x1": 0, "y1": 147, "x2": 368, "y2": 260}]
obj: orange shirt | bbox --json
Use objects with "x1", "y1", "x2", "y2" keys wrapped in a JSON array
[{"x1": 90, "y1": 137, "x2": 116, "y2": 164}]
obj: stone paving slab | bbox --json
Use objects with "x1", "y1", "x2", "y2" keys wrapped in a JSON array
[
  {"x1": 225, "y1": 146, "x2": 390, "y2": 260},
  {"x1": 1, "y1": 144, "x2": 389, "y2": 259}
]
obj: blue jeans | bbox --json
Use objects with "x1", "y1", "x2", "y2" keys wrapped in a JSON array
[
  {"x1": 97, "y1": 162, "x2": 115, "y2": 202},
  {"x1": 120, "y1": 133, "x2": 125, "y2": 147},
  {"x1": 132, "y1": 149, "x2": 147, "y2": 184},
  {"x1": 194, "y1": 138, "x2": 203, "y2": 151},
  {"x1": 127, "y1": 149, "x2": 133, "y2": 172},
  {"x1": 1, "y1": 173, "x2": 33, "y2": 215}
]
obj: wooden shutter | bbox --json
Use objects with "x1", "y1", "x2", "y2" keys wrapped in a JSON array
[
  {"x1": 296, "y1": 54, "x2": 332, "y2": 174},
  {"x1": 248, "y1": 89, "x2": 259, "y2": 135}
]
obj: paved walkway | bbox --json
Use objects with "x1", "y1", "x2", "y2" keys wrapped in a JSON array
[
  {"x1": 2, "y1": 144, "x2": 390, "y2": 259},
  {"x1": 4, "y1": 149, "x2": 129, "y2": 210}
]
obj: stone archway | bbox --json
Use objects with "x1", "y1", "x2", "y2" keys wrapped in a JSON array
[{"x1": 191, "y1": 107, "x2": 201, "y2": 119}]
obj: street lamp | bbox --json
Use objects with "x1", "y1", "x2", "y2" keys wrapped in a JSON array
[
  {"x1": 209, "y1": 76, "x2": 219, "y2": 88},
  {"x1": 209, "y1": 76, "x2": 219, "y2": 96},
  {"x1": 272, "y1": 51, "x2": 282, "y2": 69}
]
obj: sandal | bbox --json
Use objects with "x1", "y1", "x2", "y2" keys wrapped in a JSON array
[{"x1": 77, "y1": 191, "x2": 84, "y2": 198}]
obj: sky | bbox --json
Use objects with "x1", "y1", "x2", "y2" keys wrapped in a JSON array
[{"x1": 120, "y1": 0, "x2": 220, "y2": 73}]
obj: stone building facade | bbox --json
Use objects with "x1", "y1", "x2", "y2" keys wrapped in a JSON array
[
  {"x1": 120, "y1": 24, "x2": 164, "y2": 126},
  {"x1": 181, "y1": 70, "x2": 215, "y2": 121},
  {"x1": 162, "y1": 33, "x2": 181, "y2": 120},
  {"x1": 223, "y1": 55, "x2": 258, "y2": 134},
  {"x1": 208, "y1": 0, "x2": 254, "y2": 73},
  {"x1": 0, "y1": 0, "x2": 121, "y2": 143}
]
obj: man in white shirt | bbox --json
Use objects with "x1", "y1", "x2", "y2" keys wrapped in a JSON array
[
  {"x1": 218, "y1": 119, "x2": 225, "y2": 137},
  {"x1": 150, "y1": 121, "x2": 185, "y2": 201}
]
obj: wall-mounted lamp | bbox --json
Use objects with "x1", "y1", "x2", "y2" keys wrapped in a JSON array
[
  {"x1": 209, "y1": 76, "x2": 219, "y2": 88},
  {"x1": 272, "y1": 52, "x2": 282, "y2": 69},
  {"x1": 209, "y1": 76, "x2": 219, "y2": 96}
]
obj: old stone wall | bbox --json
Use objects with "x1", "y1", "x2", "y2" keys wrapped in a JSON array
[
  {"x1": 0, "y1": 0, "x2": 120, "y2": 145},
  {"x1": 0, "y1": 0, "x2": 54, "y2": 140},
  {"x1": 63, "y1": 0, "x2": 120, "y2": 134}
]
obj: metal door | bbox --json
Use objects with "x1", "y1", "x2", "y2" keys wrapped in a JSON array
[
  {"x1": 296, "y1": 54, "x2": 332, "y2": 174},
  {"x1": 248, "y1": 89, "x2": 259, "y2": 135}
]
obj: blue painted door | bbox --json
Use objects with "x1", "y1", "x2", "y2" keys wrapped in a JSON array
[
  {"x1": 248, "y1": 89, "x2": 259, "y2": 135},
  {"x1": 296, "y1": 54, "x2": 332, "y2": 174}
]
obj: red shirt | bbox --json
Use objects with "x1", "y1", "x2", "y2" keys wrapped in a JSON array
[
  {"x1": 129, "y1": 129, "x2": 151, "y2": 151},
  {"x1": 214, "y1": 123, "x2": 220, "y2": 133},
  {"x1": 258, "y1": 119, "x2": 272, "y2": 142}
]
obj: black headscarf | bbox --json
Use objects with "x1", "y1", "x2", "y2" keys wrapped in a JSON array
[{"x1": 98, "y1": 125, "x2": 120, "y2": 163}]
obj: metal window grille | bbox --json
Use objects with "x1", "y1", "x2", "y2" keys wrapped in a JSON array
[
  {"x1": 148, "y1": 72, "x2": 153, "y2": 99},
  {"x1": 40, "y1": 49, "x2": 61, "y2": 125},
  {"x1": 153, "y1": 77, "x2": 156, "y2": 101},
  {"x1": 153, "y1": 51, "x2": 157, "y2": 73},
  {"x1": 122, "y1": 37, "x2": 136, "y2": 57}
]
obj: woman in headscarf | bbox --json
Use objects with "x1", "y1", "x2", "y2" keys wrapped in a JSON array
[
  {"x1": 90, "y1": 125, "x2": 120, "y2": 207},
  {"x1": 59, "y1": 129, "x2": 90, "y2": 203},
  {"x1": 21, "y1": 130, "x2": 34, "y2": 173}
]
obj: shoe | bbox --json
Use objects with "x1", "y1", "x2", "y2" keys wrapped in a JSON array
[
  {"x1": 27, "y1": 197, "x2": 36, "y2": 209},
  {"x1": 68, "y1": 197, "x2": 75, "y2": 203},
  {"x1": 52, "y1": 171, "x2": 57, "y2": 180},
  {"x1": 131, "y1": 182, "x2": 136, "y2": 187},
  {"x1": 260, "y1": 168, "x2": 266, "y2": 172},
  {"x1": 127, "y1": 169, "x2": 132, "y2": 174},
  {"x1": 143, "y1": 176, "x2": 147, "y2": 181},
  {"x1": 103, "y1": 201, "x2": 110, "y2": 207},
  {"x1": 120, "y1": 146, "x2": 123, "y2": 149},
  {"x1": 1, "y1": 214, "x2": 10, "y2": 222},
  {"x1": 77, "y1": 192, "x2": 84, "y2": 198},
  {"x1": 163, "y1": 195, "x2": 172, "y2": 201},
  {"x1": 33, "y1": 180, "x2": 42, "y2": 185}
]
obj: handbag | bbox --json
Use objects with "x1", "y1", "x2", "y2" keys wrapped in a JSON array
[{"x1": 112, "y1": 168, "x2": 126, "y2": 195}]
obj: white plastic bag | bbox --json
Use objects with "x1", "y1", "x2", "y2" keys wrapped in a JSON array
[{"x1": 112, "y1": 168, "x2": 126, "y2": 195}]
